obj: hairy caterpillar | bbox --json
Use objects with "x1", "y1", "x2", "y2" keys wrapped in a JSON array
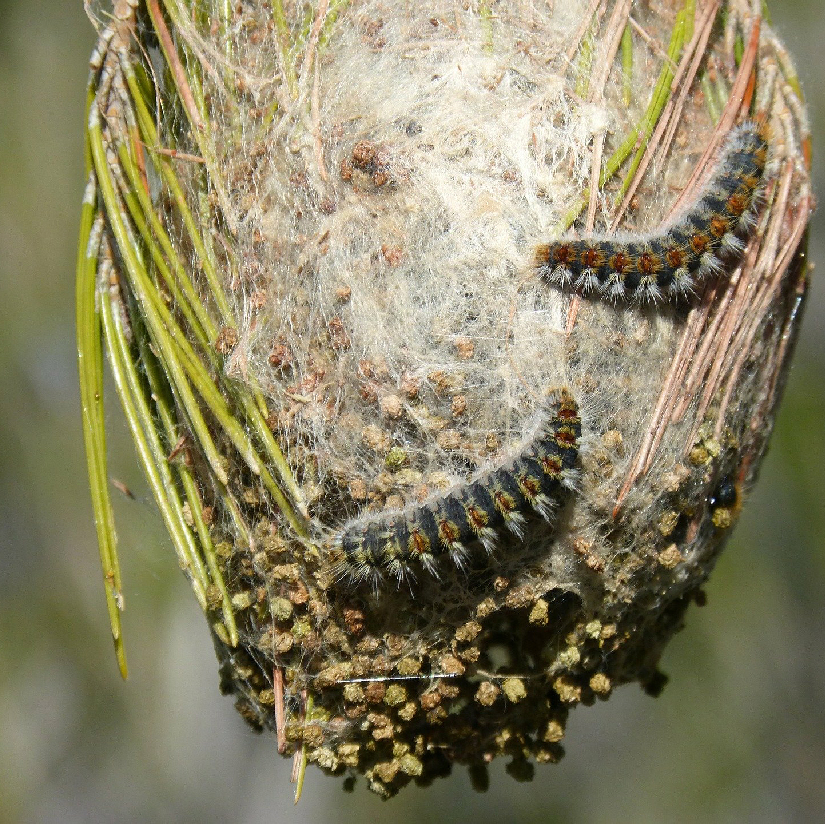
[
  {"x1": 333, "y1": 123, "x2": 767, "y2": 591},
  {"x1": 336, "y1": 391, "x2": 580, "y2": 588},
  {"x1": 536, "y1": 122, "x2": 768, "y2": 302}
]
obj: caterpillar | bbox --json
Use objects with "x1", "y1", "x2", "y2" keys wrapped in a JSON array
[
  {"x1": 333, "y1": 123, "x2": 768, "y2": 591},
  {"x1": 336, "y1": 391, "x2": 581, "y2": 588},
  {"x1": 536, "y1": 122, "x2": 769, "y2": 302}
]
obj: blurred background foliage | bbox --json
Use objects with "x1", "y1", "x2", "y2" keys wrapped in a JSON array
[{"x1": 0, "y1": 1, "x2": 822, "y2": 822}]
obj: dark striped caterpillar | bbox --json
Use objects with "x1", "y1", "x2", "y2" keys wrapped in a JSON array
[
  {"x1": 333, "y1": 123, "x2": 768, "y2": 591},
  {"x1": 536, "y1": 122, "x2": 768, "y2": 302},
  {"x1": 336, "y1": 391, "x2": 580, "y2": 588}
]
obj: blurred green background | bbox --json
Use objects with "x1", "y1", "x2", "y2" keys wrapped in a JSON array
[{"x1": 1, "y1": 2, "x2": 823, "y2": 822}]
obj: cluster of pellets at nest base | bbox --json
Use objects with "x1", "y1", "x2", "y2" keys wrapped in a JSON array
[{"x1": 84, "y1": 0, "x2": 812, "y2": 799}]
